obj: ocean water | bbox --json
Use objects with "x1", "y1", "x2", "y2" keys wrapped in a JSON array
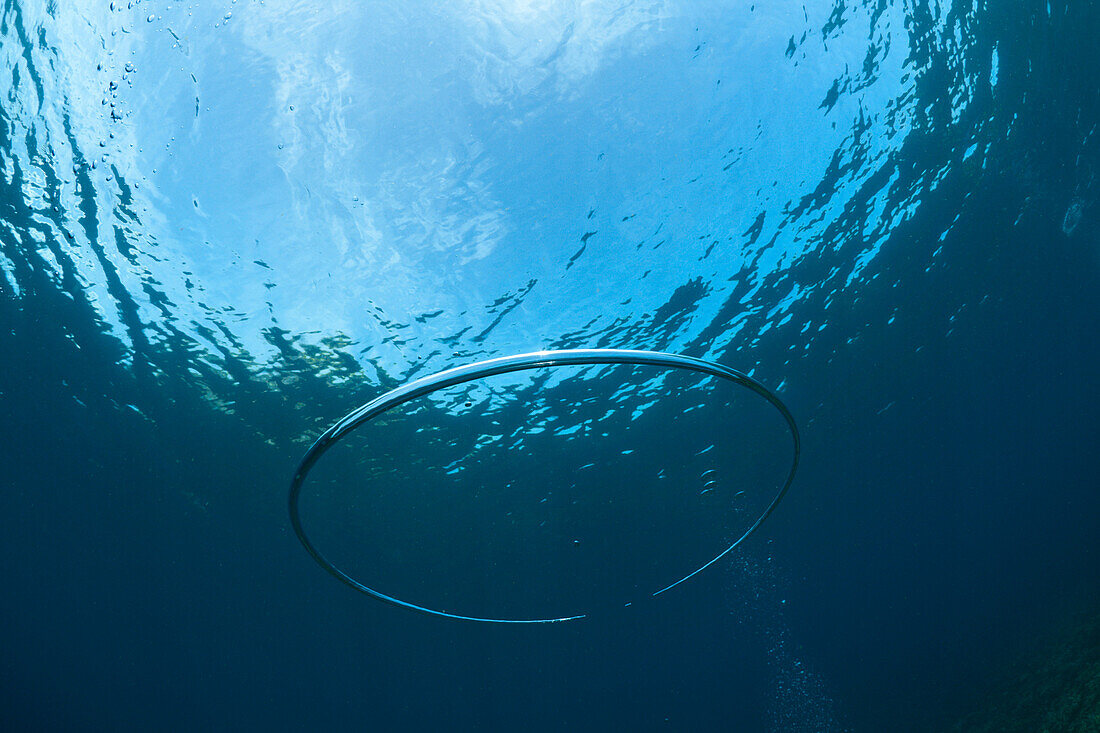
[{"x1": 1, "y1": 0, "x2": 1098, "y2": 730}]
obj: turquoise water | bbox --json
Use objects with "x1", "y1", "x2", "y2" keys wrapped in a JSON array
[{"x1": 1, "y1": 1, "x2": 1097, "y2": 730}]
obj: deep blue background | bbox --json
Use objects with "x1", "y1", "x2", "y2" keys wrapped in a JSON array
[{"x1": 2, "y1": 0, "x2": 1098, "y2": 730}]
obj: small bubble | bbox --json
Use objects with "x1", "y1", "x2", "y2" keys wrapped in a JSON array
[{"x1": 146, "y1": 14, "x2": 154, "y2": 22}]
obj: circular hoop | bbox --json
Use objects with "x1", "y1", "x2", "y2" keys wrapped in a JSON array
[{"x1": 289, "y1": 349, "x2": 800, "y2": 623}]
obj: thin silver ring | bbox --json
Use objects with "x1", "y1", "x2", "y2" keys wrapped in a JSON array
[{"x1": 289, "y1": 349, "x2": 800, "y2": 623}]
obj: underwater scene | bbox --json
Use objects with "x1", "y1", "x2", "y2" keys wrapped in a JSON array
[{"x1": 1, "y1": 0, "x2": 1098, "y2": 730}]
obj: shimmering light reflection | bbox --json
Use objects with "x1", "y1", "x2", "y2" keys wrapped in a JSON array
[{"x1": 1, "y1": 0, "x2": 1007, "y2": 418}]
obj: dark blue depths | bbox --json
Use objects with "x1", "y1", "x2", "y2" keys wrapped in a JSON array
[{"x1": 1, "y1": 1, "x2": 1099, "y2": 731}]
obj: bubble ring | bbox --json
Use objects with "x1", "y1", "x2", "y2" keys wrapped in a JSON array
[{"x1": 289, "y1": 349, "x2": 800, "y2": 623}]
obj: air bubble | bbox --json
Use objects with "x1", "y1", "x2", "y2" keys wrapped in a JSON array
[{"x1": 288, "y1": 349, "x2": 800, "y2": 624}]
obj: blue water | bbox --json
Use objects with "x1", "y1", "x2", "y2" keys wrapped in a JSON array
[{"x1": 1, "y1": 1, "x2": 1098, "y2": 730}]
